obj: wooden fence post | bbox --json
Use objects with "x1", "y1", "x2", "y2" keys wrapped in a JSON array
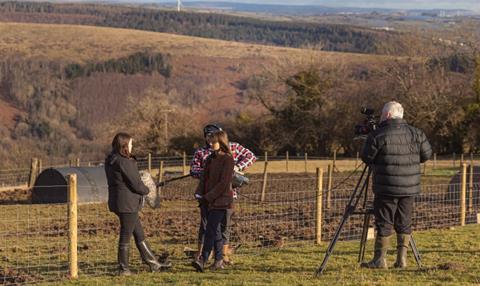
[
  {"x1": 461, "y1": 154, "x2": 464, "y2": 166},
  {"x1": 460, "y1": 163, "x2": 467, "y2": 227},
  {"x1": 327, "y1": 164, "x2": 333, "y2": 209},
  {"x1": 333, "y1": 150, "x2": 337, "y2": 172},
  {"x1": 433, "y1": 153, "x2": 437, "y2": 169},
  {"x1": 37, "y1": 159, "x2": 43, "y2": 175},
  {"x1": 355, "y1": 152, "x2": 359, "y2": 168},
  {"x1": 304, "y1": 153, "x2": 308, "y2": 173},
  {"x1": 148, "y1": 153, "x2": 152, "y2": 173},
  {"x1": 260, "y1": 162, "x2": 269, "y2": 202},
  {"x1": 28, "y1": 158, "x2": 39, "y2": 187},
  {"x1": 264, "y1": 151, "x2": 268, "y2": 163},
  {"x1": 75, "y1": 158, "x2": 80, "y2": 167},
  {"x1": 453, "y1": 152, "x2": 456, "y2": 168},
  {"x1": 67, "y1": 174, "x2": 78, "y2": 279},
  {"x1": 469, "y1": 164, "x2": 474, "y2": 213},
  {"x1": 316, "y1": 168, "x2": 323, "y2": 245},
  {"x1": 157, "y1": 161, "x2": 164, "y2": 184},
  {"x1": 286, "y1": 151, "x2": 289, "y2": 172},
  {"x1": 183, "y1": 152, "x2": 187, "y2": 175}
]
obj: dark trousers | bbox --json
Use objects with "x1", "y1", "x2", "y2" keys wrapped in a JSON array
[
  {"x1": 198, "y1": 204, "x2": 233, "y2": 245},
  {"x1": 373, "y1": 195, "x2": 414, "y2": 237},
  {"x1": 201, "y1": 209, "x2": 226, "y2": 262},
  {"x1": 116, "y1": 212, "x2": 146, "y2": 245}
]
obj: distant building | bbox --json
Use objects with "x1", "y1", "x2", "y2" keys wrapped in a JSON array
[{"x1": 373, "y1": 27, "x2": 395, "y2": 31}]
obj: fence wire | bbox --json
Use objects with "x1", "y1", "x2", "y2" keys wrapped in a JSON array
[{"x1": 1, "y1": 170, "x2": 480, "y2": 284}]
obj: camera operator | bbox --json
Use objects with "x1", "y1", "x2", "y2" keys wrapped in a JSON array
[
  {"x1": 360, "y1": 101, "x2": 432, "y2": 269},
  {"x1": 191, "y1": 124, "x2": 257, "y2": 265}
]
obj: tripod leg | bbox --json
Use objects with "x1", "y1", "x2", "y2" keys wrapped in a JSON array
[
  {"x1": 315, "y1": 214, "x2": 350, "y2": 276},
  {"x1": 315, "y1": 166, "x2": 372, "y2": 276},
  {"x1": 409, "y1": 234, "x2": 422, "y2": 269},
  {"x1": 358, "y1": 212, "x2": 371, "y2": 263}
]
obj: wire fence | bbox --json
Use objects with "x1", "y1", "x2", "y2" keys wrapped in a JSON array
[{"x1": 1, "y1": 168, "x2": 480, "y2": 284}]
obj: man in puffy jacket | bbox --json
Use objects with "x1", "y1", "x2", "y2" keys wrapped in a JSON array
[{"x1": 361, "y1": 101, "x2": 432, "y2": 269}]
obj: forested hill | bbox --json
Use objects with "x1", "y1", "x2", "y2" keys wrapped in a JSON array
[{"x1": 0, "y1": 1, "x2": 411, "y2": 55}]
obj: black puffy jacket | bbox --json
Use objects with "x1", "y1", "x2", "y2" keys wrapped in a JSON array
[
  {"x1": 105, "y1": 152, "x2": 149, "y2": 213},
  {"x1": 361, "y1": 119, "x2": 432, "y2": 197}
]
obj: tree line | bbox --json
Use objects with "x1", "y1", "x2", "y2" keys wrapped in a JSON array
[
  {"x1": 64, "y1": 52, "x2": 172, "y2": 79},
  {"x1": 218, "y1": 54, "x2": 480, "y2": 157}
]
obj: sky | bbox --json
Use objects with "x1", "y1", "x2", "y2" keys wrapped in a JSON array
[{"x1": 161, "y1": 0, "x2": 480, "y2": 11}]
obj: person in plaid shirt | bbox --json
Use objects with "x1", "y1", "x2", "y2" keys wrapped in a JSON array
[{"x1": 190, "y1": 124, "x2": 256, "y2": 265}]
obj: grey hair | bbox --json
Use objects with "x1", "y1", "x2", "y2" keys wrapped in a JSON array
[{"x1": 382, "y1": 101, "x2": 404, "y2": 119}]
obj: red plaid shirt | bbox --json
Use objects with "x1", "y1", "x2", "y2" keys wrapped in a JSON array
[{"x1": 190, "y1": 142, "x2": 257, "y2": 179}]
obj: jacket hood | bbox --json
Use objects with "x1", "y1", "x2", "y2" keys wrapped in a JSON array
[{"x1": 106, "y1": 152, "x2": 120, "y2": 166}]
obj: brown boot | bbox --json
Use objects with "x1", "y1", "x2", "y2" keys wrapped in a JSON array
[
  {"x1": 361, "y1": 235, "x2": 390, "y2": 269},
  {"x1": 209, "y1": 259, "x2": 225, "y2": 271},
  {"x1": 394, "y1": 234, "x2": 410, "y2": 268},
  {"x1": 223, "y1": 244, "x2": 234, "y2": 265}
]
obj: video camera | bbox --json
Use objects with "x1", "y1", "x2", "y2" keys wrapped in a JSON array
[
  {"x1": 354, "y1": 107, "x2": 378, "y2": 136},
  {"x1": 232, "y1": 171, "x2": 249, "y2": 189}
]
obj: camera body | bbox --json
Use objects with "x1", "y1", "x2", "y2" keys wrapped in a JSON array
[
  {"x1": 354, "y1": 107, "x2": 378, "y2": 136},
  {"x1": 232, "y1": 171, "x2": 249, "y2": 188}
]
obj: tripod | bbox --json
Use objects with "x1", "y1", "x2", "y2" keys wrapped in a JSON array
[{"x1": 315, "y1": 165, "x2": 423, "y2": 276}]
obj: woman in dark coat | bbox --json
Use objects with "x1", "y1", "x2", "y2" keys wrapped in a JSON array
[
  {"x1": 105, "y1": 132, "x2": 170, "y2": 275},
  {"x1": 193, "y1": 130, "x2": 235, "y2": 272}
]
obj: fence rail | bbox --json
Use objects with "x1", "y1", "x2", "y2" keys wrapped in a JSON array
[
  {"x1": 1, "y1": 165, "x2": 480, "y2": 284},
  {"x1": 2, "y1": 152, "x2": 480, "y2": 191}
]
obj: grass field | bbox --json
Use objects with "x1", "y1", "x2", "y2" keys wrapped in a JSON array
[{"x1": 50, "y1": 225, "x2": 480, "y2": 286}]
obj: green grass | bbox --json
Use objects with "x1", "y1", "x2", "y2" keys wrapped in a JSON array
[{"x1": 49, "y1": 225, "x2": 480, "y2": 286}]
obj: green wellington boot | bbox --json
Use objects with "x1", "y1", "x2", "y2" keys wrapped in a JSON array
[
  {"x1": 394, "y1": 234, "x2": 411, "y2": 268},
  {"x1": 361, "y1": 235, "x2": 391, "y2": 269}
]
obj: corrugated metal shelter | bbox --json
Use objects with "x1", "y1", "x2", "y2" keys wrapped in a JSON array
[{"x1": 32, "y1": 167, "x2": 108, "y2": 204}]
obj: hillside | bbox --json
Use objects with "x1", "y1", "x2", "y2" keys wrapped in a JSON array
[
  {"x1": 0, "y1": 22, "x2": 387, "y2": 124},
  {"x1": 0, "y1": 22, "x2": 386, "y2": 63},
  {"x1": 0, "y1": 1, "x2": 417, "y2": 55},
  {"x1": 0, "y1": 22, "x2": 394, "y2": 167}
]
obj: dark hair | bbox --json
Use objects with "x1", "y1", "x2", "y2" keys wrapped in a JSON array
[
  {"x1": 111, "y1": 132, "x2": 132, "y2": 158},
  {"x1": 211, "y1": 131, "x2": 232, "y2": 155}
]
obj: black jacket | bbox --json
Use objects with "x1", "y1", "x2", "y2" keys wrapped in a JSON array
[
  {"x1": 105, "y1": 152, "x2": 149, "y2": 213},
  {"x1": 361, "y1": 119, "x2": 432, "y2": 197}
]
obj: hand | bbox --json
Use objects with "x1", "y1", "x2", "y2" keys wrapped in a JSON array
[{"x1": 234, "y1": 165, "x2": 241, "y2": 172}]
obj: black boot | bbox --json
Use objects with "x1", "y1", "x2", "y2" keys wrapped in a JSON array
[
  {"x1": 192, "y1": 256, "x2": 205, "y2": 273},
  {"x1": 136, "y1": 240, "x2": 172, "y2": 272},
  {"x1": 394, "y1": 234, "x2": 410, "y2": 268},
  {"x1": 118, "y1": 243, "x2": 132, "y2": 276},
  {"x1": 361, "y1": 235, "x2": 390, "y2": 269}
]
